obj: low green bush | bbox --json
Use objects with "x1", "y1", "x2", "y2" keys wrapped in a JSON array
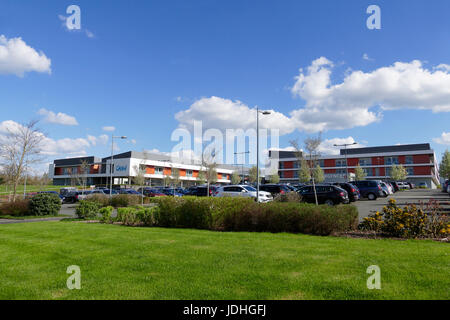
[
  {"x1": 76, "y1": 200, "x2": 101, "y2": 219},
  {"x1": 149, "y1": 196, "x2": 358, "y2": 236},
  {"x1": 0, "y1": 199, "x2": 30, "y2": 216},
  {"x1": 273, "y1": 192, "x2": 302, "y2": 203},
  {"x1": 29, "y1": 193, "x2": 61, "y2": 216},
  {"x1": 99, "y1": 206, "x2": 114, "y2": 223},
  {"x1": 88, "y1": 194, "x2": 111, "y2": 207},
  {"x1": 116, "y1": 206, "x2": 159, "y2": 226},
  {"x1": 110, "y1": 194, "x2": 141, "y2": 208}
]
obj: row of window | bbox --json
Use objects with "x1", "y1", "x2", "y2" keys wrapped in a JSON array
[
  {"x1": 279, "y1": 167, "x2": 415, "y2": 178},
  {"x1": 280, "y1": 155, "x2": 419, "y2": 169}
]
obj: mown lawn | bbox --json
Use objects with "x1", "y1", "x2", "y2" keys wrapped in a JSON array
[{"x1": 0, "y1": 221, "x2": 448, "y2": 300}]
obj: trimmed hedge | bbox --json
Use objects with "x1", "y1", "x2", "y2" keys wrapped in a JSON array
[
  {"x1": 29, "y1": 193, "x2": 61, "y2": 216},
  {"x1": 147, "y1": 196, "x2": 358, "y2": 236},
  {"x1": 76, "y1": 200, "x2": 101, "y2": 219},
  {"x1": 0, "y1": 199, "x2": 30, "y2": 216},
  {"x1": 116, "y1": 206, "x2": 159, "y2": 226}
]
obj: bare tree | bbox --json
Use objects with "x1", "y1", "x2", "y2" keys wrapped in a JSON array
[
  {"x1": 201, "y1": 146, "x2": 218, "y2": 196},
  {"x1": 290, "y1": 133, "x2": 322, "y2": 205},
  {"x1": 0, "y1": 120, "x2": 44, "y2": 201},
  {"x1": 70, "y1": 160, "x2": 91, "y2": 193}
]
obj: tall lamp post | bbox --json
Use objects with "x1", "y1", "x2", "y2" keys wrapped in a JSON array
[
  {"x1": 110, "y1": 135, "x2": 127, "y2": 197},
  {"x1": 234, "y1": 151, "x2": 250, "y2": 183},
  {"x1": 333, "y1": 142, "x2": 357, "y2": 182},
  {"x1": 256, "y1": 107, "x2": 271, "y2": 203}
]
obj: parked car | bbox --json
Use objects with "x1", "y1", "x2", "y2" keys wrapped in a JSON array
[
  {"x1": 214, "y1": 185, "x2": 273, "y2": 203},
  {"x1": 397, "y1": 182, "x2": 410, "y2": 190},
  {"x1": 60, "y1": 187, "x2": 77, "y2": 197},
  {"x1": 161, "y1": 188, "x2": 184, "y2": 197},
  {"x1": 332, "y1": 182, "x2": 360, "y2": 202},
  {"x1": 137, "y1": 187, "x2": 166, "y2": 197},
  {"x1": 119, "y1": 188, "x2": 144, "y2": 196},
  {"x1": 447, "y1": 184, "x2": 450, "y2": 194},
  {"x1": 406, "y1": 182, "x2": 415, "y2": 189},
  {"x1": 353, "y1": 180, "x2": 385, "y2": 200},
  {"x1": 379, "y1": 182, "x2": 392, "y2": 196},
  {"x1": 259, "y1": 184, "x2": 292, "y2": 197},
  {"x1": 442, "y1": 179, "x2": 449, "y2": 192},
  {"x1": 62, "y1": 191, "x2": 80, "y2": 203},
  {"x1": 388, "y1": 181, "x2": 400, "y2": 192},
  {"x1": 184, "y1": 186, "x2": 213, "y2": 197},
  {"x1": 298, "y1": 185, "x2": 349, "y2": 205}
]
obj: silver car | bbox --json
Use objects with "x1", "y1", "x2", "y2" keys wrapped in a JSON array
[{"x1": 214, "y1": 185, "x2": 273, "y2": 203}]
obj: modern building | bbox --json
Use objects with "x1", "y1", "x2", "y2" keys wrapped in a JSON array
[
  {"x1": 269, "y1": 143, "x2": 440, "y2": 188},
  {"x1": 49, "y1": 151, "x2": 235, "y2": 187}
]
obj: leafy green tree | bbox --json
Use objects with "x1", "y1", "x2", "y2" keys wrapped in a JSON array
[
  {"x1": 171, "y1": 168, "x2": 181, "y2": 187},
  {"x1": 231, "y1": 171, "x2": 241, "y2": 184},
  {"x1": 248, "y1": 166, "x2": 261, "y2": 184},
  {"x1": 268, "y1": 173, "x2": 280, "y2": 184},
  {"x1": 391, "y1": 164, "x2": 407, "y2": 181},
  {"x1": 354, "y1": 164, "x2": 367, "y2": 181},
  {"x1": 439, "y1": 149, "x2": 450, "y2": 180},
  {"x1": 298, "y1": 159, "x2": 311, "y2": 183},
  {"x1": 313, "y1": 165, "x2": 324, "y2": 183}
]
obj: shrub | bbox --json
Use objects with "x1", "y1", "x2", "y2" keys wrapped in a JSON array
[
  {"x1": 99, "y1": 206, "x2": 114, "y2": 223},
  {"x1": 75, "y1": 200, "x2": 101, "y2": 219},
  {"x1": 88, "y1": 194, "x2": 111, "y2": 207},
  {"x1": 110, "y1": 194, "x2": 141, "y2": 208},
  {"x1": 0, "y1": 199, "x2": 30, "y2": 216},
  {"x1": 360, "y1": 198, "x2": 449, "y2": 238},
  {"x1": 116, "y1": 206, "x2": 159, "y2": 226},
  {"x1": 29, "y1": 193, "x2": 61, "y2": 216},
  {"x1": 150, "y1": 196, "x2": 358, "y2": 236}
]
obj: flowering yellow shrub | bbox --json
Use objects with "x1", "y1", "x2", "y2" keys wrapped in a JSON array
[{"x1": 360, "y1": 198, "x2": 449, "y2": 238}]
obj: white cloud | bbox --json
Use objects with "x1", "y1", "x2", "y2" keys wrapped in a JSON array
[
  {"x1": 38, "y1": 108, "x2": 78, "y2": 126},
  {"x1": 317, "y1": 137, "x2": 366, "y2": 155},
  {"x1": 102, "y1": 126, "x2": 116, "y2": 132},
  {"x1": 290, "y1": 57, "x2": 450, "y2": 132},
  {"x1": 175, "y1": 96, "x2": 296, "y2": 135},
  {"x1": 0, "y1": 35, "x2": 51, "y2": 77},
  {"x1": 433, "y1": 132, "x2": 450, "y2": 145},
  {"x1": 435, "y1": 64, "x2": 450, "y2": 72}
]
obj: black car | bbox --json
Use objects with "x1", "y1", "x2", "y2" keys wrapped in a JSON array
[
  {"x1": 62, "y1": 191, "x2": 79, "y2": 203},
  {"x1": 332, "y1": 182, "x2": 360, "y2": 202},
  {"x1": 259, "y1": 184, "x2": 292, "y2": 197},
  {"x1": 185, "y1": 186, "x2": 213, "y2": 197},
  {"x1": 298, "y1": 185, "x2": 349, "y2": 205}
]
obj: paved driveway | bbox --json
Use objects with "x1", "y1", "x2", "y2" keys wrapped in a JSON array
[{"x1": 354, "y1": 189, "x2": 450, "y2": 221}]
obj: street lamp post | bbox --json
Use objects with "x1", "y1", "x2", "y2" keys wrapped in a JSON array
[
  {"x1": 333, "y1": 142, "x2": 357, "y2": 182},
  {"x1": 110, "y1": 135, "x2": 127, "y2": 197},
  {"x1": 256, "y1": 106, "x2": 271, "y2": 203},
  {"x1": 234, "y1": 151, "x2": 250, "y2": 183}
]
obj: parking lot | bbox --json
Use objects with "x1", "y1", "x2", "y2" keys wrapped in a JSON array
[{"x1": 354, "y1": 189, "x2": 450, "y2": 221}]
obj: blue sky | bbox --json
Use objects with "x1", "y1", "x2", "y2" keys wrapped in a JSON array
[{"x1": 0, "y1": 0, "x2": 449, "y2": 170}]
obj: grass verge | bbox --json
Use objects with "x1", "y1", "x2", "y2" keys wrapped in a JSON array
[{"x1": 0, "y1": 221, "x2": 448, "y2": 300}]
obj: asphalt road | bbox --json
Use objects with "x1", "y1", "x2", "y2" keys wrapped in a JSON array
[{"x1": 354, "y1": 189, "x2": 450, "y2": 221}]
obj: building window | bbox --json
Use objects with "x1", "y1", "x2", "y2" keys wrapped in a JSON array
[
  {"x1": 363, "y1": 168, "x2": 373, "y2": 176},
  {"x1": 359, "y1": 158, "x2": 372, "y2": 166},
  {"x1": 155, "y1": 167, "x2": 163, "y2": 175},
  {"x1": 336, "y1": 169, "x2": 346, "y2": 174},
  {"x1": 279, "y1": 171, "x2": 285, "y2": 178},
  {"x1": 375, "y1": 168, "x2": 380, "y2": 176},
  {"x1": 279, "y1": 162, "x2": 284, "y2": 169},
  {"x1": 406, "y1": 167, "x2": 414, "y2": 175},
  {"x1": 386, "y1": 167, "x2": 392, "y2": 176},
  {"x1": 405, "y1": 156, "x2": 413, "y2": 164},
  {"x1": 318, "y1": 159, "x2": 325, "y2": 167},
  {"x1": 336, "y1": 159, "x2": 346, "y2": 167},
  {"x1": 293, "y1": 171, "x2": 298, "y2": 178},
  {"x1": 186, "y1": 170, "x2": 193, "y2": 177},
  {"x1": 293, "y1": 161, "x2": 299, "y2": 169},
  {"x1": 385, "y1": 156, "x2": 399, "y2": 165}
]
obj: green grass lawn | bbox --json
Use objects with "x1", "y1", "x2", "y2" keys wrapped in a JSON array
[
  {"x1": 0, "y1": 221, "x2": 448, "y2": 300},
  {"x1": 0, "y1": 185, "x2": 70, "y2": 195}
]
